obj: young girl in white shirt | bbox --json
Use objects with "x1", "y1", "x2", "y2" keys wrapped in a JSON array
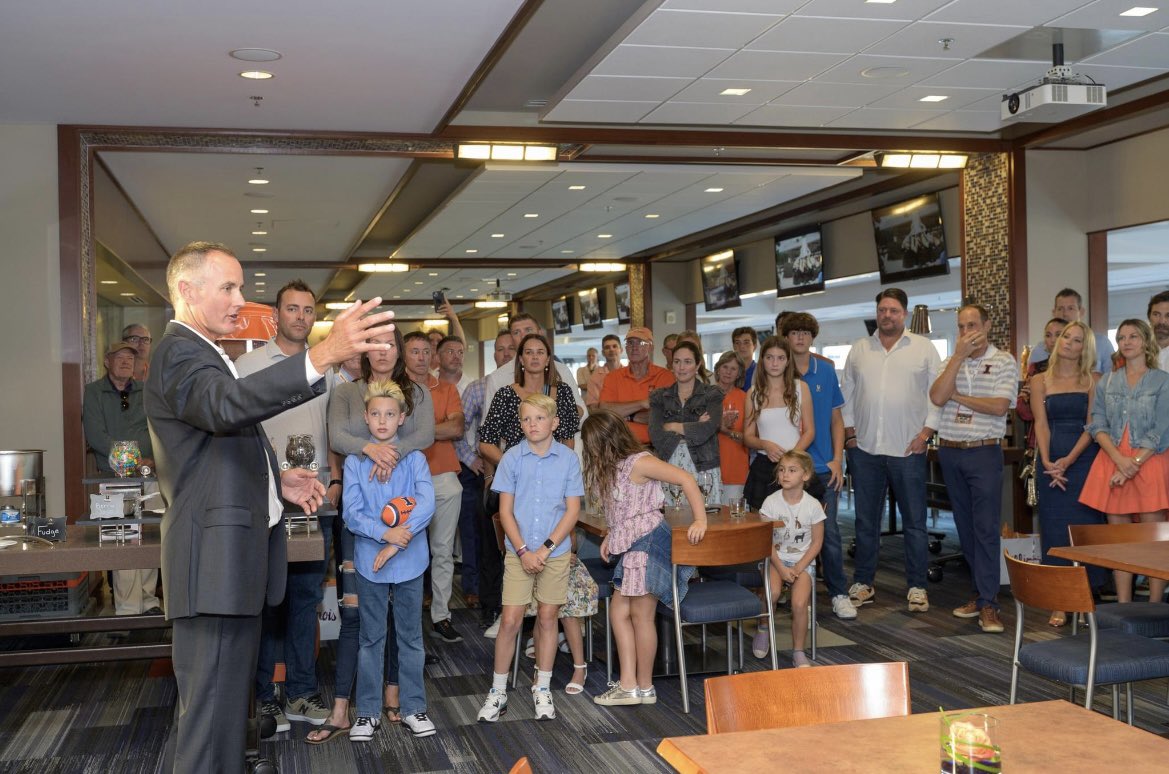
[{"x1": 743, "y1": 336, "x2": 814, "y2": 509}]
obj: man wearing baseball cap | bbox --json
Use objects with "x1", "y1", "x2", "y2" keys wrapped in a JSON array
[{"x1": 598, "y1": 327, "x2": 675, "y2": 444}]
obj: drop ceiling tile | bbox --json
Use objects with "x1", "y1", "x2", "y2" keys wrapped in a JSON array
[
  {"x1": 625, "y1": 9, "x2": 785, "y2": 49},
  {"x1": 1051, "y1": 0, "x2": 1169, "y2": 31},
  {"x1": 865, "y1": 21, "x2": 1030, "y2": 59},
  {"x1": 542, "y1": 99, "x2": 658, "y2": 123},
  {"x1": 867, "y1": 85, "x2": 1004, "y2": 110},
  {"x1": 747, "y1": 16, "x2": 909, "y2": 54},
  {"x1": 1076, "y1": 62, "x2": 1169, "y2": 88},
  {"x1": 925, "y1": 0, "x2": 1093, "y2": 26},
  {"x1": 911, "y1": 110, "x2": 1006, "y2": 132},
  {"x1": 1083, "y1": 32, "x2": 1169, "y2": 68},
  {"x1": 919, "y1": 58, "x2": 1050, "y2": 89},
  {"x1": 662, "y1": 0, "x2": 807, "y2": 13},
  {"x1": 735, "y1": 104, "x2": 855, "y2": 127},
  {"x1": 566, "y1": 75, "x2": 693, "y2": 102},
  {"x1": 708, "y1": 50, "x2": 849, "y2": 81},
  {"x1": 768, "y1": 80, "x2": 903, "y2": 107},
  {"x1": 813, "y1": 54, "x2": 959, "y2": 86},
  {"x1": 825, "y1": 107, "x2": 948, "y2": 129},
  {"x1": 592, "y1": 44, "x2": 735, "y2": 78},
  {"x1": 795, "y1": 0, "x2": 954, "y2": 21},
  {"x1": 667, "y1": 77, "x2": 800, "y2": 103}
]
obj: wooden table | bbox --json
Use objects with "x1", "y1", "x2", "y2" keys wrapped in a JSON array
[
  {"x1": 658, "y1": 700, "x2": 1169, "y2": 773},
  {"x1": 1049, "y1": 541, "x2": 1169, "y2": 582},
  {"x1": 577, "y1": 504, "x2": 766, "y2": 539}
]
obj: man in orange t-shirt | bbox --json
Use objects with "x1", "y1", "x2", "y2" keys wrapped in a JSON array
[
  {"x1": 598, "y1": 327, "x2": 675, "y2": 444},
  {"x1": 404, "y1": 332, "x2": 466, "y2": 643}
]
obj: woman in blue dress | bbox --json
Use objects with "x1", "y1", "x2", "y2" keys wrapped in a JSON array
[{"x1": 1029, "y1": 321, "x2": 1105, "y2": 626}]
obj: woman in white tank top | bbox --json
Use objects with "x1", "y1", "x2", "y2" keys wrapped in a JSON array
[{"x1": 743, "y1": 336, "x2": 814, "y2": 509}]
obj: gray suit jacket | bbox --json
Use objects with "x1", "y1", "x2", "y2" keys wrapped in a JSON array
[{"x1": 145, "y1": 322, "x2": 325, "y2": 620}]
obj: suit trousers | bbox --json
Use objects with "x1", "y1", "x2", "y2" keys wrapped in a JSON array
[{"x1": 163, "y1": 613, "x2": 262, "y2": 774}]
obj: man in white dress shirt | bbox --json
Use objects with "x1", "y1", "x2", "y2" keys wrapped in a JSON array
[{"x1": 841, "y1": 288, "x2": 942, "y2": 615}]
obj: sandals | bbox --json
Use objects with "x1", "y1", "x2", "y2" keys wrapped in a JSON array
[
  {"x1": 1048, "y1": 611, "x2": 1068, "y2": 628},
  {"x1": 305, "y1": 723, "x2": 350, "y2": 745},
  {"x1": 523, "y1": 632, "x2": 567, "y2": 659},
  {"x1": 565, "y1": 663, "x2": 588, "y2": 695},
  {"x1": 383, "y1": 705, "x2": 402, "y2": 724}
]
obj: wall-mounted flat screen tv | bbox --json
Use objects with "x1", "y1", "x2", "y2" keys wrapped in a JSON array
[
  {"x1": 552, "y1": 298, "x2": 572, "y2": 334},
  {"x1": 774, "y1": 225, "x2": 825, "y2": 298},
  {"x1": 872, "y1": 193, "x2": 949, "y2": 284},
  {"x1": 700, "y1": 250, "x2": 741, "y2": 311},
  {"x1": 579, "y1": 288, "x2": 604, "y2": 330}
]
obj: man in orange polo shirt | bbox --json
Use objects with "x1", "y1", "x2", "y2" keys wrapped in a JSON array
[
  {"x1": 598, "y1": 326, "x2": 675, "y2": 444},
  {"x1": 404, "y1": 332, "x2": 465, "y2": 644}
]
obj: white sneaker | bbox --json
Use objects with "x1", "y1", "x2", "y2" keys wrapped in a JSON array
[
  {"x1": 907, "y1": 586, "x2": 930, "y2": 613},
  {"x1": 831, "y1": 595, "x2": 858, "y2": 620},
  {"x1": 532, "y1": 687, "x2": 556, "y2": 721},
  {"x1": 349, "y1": 715, "x2": 379, "y2": 742},
  {"x1": 477, "y1": 688, "x2": 508, "y2": 722},
  {"x1": 849, "y1": 583, "x2": 875, "y2": 606},
  {"x1": 402, "y1": 711, "x2": 436, "y2": 737},
  {"x1": 484, "y1": 615, "x2": 501, "y2": 639}
]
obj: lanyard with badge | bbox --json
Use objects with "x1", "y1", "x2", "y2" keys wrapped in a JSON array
[{"x1": 955, "y1": 359, "x2": 977, "y2": 425}]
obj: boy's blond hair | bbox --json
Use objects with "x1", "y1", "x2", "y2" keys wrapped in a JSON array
[
  {"x1": 364, "y1": 379, "x2": 407, "y2": 409},
  {"x1": 520, "y1": 392, "x2": 557, "y2": 419},
  {"x1": 778, "y1": 449, "x2": 815, "y2": 479}
]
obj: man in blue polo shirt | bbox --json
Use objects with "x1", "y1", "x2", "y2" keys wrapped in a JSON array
[{"x1": 780, "y1": 312, "x2": 855, "y2": 620}]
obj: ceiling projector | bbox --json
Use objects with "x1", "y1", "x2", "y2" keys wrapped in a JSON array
[{"x1": 1001, "y1": 62, "x2": 1107, "y2": 123}]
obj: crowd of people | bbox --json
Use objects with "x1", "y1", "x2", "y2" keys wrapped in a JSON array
[{"x1": 81, "y1": 238, "x2": 1169, "y2": 763}]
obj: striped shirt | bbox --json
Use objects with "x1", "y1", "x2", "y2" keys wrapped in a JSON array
[
  {"x1": 937, "y1": 345, "x2": 1018, "y2": 442},
  {"x1": 456, "y1": 376, "x2": 486, "y2": 469}
]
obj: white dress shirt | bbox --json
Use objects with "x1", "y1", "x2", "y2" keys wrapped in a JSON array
[{"x1": 841, "y1": 330, "x2": 942, "y2": 458}]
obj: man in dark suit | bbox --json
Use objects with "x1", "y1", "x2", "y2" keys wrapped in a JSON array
[{"x1": 145, "y1": 241, "x2": 396, "y2": 773}]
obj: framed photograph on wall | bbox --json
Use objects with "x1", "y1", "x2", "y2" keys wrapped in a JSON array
[
  {"x1": 614, "y1": 282, "x2": 631, "y2": 324},
  {"x1": 872, "y1": 193, "x2": 950, "y2": 283},
  {"x1": 551, "y1": 298, "x2": 572, "y2": 334},
  {"x1": 579, "y1": 287, "x2": 603, "y2": 330},
  {"x1": 774, "y1": 225, "x2": 825, "y2": 298}
]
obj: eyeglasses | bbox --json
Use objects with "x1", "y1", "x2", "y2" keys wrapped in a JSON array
[
  {"x1": 125, "y1": 335, "x2": 152, "y2": 345},
  {"x1": 625, "y1": 339, "x2": 651, "y2": 348},
  {"x1": 119, "y1": 389, "x2": 130, "y2": 412}
]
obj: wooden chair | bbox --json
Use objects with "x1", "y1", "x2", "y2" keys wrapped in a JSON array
[
  {"x1": 1067, "y1": 522, "x2": 1169, "y2": 638},
  {"x1": 1005, "y1": 552, "x2": 1169, "y2": 724},
  {"x1": 704, "y1": 661, "x2": 910, "y2": 734},
  {"x1": 669, "y1": 520, "x2": 777, "y2": 714}
]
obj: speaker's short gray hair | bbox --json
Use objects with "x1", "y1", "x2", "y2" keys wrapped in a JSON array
[{"x1": 166, "y1": 241, "x2": 235, "y2": 301}]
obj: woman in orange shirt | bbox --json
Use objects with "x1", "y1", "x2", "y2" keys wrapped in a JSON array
[{"x1": 713, "y1": 351, "x2": 748, "y2": 504}]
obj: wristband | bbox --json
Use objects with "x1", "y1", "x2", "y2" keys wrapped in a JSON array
[
  {"x1": 328, "y1": 479, "x2": 342, "y2": 488},
  {"x1": 517, "y1": 544, "x2": 528, "y2": 557}
]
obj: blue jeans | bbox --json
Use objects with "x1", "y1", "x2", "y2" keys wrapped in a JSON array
[
  {"x1": 457, "y1": 463, "x2": 482, "y2": 595},
  {"x1": 937, "y1": 446, "x2": 1003, "y2": 610},
  {"x1": 355, "y1": 572, "x2": 425, "y2": 719},
  {"x1": 815, "y1": 470, "x2": 847, "y2": 599},
  {"x1": 332, "y1": 526, "x2": 398, "y2": 701},
  {"x1": 847, "y1": 447, "x2": 929, "y2": 590},
  {"x1": 255, "y1": 551, "x2": 325, "y2": 702}
]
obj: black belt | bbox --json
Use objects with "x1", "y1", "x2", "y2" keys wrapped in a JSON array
[{"x1": 937, "y1": 438, "x2": 1001, "y2": 450}]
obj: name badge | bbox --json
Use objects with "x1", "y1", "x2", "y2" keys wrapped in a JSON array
[{"x1": 955, "y1": 406, "x2": 974, "y2": 425}]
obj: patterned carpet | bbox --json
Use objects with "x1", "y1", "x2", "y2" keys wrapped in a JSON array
[{"x1": 3, "y1": 505, "x2": 1168, "y2": 773}]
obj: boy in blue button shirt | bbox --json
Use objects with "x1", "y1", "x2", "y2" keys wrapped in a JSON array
[
  {"x1": 477, "y1": 393, "x2": 584, "y2": 723},
  {"x1": 343, "y1": 380, "x2": 436, "y2": 742}
]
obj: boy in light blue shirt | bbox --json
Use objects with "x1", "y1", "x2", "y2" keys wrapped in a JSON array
[
  {"x1": 477, "y1": 393, "x2": 584, "y2": 723},
  {"x1": 343, "y1": 380, "x2": 435, "y2": 742}
]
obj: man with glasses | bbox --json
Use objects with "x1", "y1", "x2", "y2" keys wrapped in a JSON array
[
  {"x1": 83, "y1": 340, "x2": 160, "y2": 616},
  {"x1": 122, "y1": 323, "x2": 153, "y2": 382},
  {"x1": 598, "y1": 327, "x2": 675, "y2": 443}
]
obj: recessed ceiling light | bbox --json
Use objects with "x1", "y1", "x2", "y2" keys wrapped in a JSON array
[
  {"x1": 465, "y1": 249, "x2": 478, "y2": 254},
  {"x1": 100, "y1": 280, "x2": 118, "y2": 285},
  {"x1": 597, "y1": 233, "x2": 613, "y2": 238},
  {"x1": 704, "y1": 187, "x2": 724, "y2": 193},
  {"x1": 414, "y1": 281, "x2": 424, "y2": 285},
  {"x1": 454, "y1": 294, "x2": 464, "y2": 299},
  {"x1": 1120, "y1": 6, "x2": 1158, "y2": 16},
  {"x1": 568, "y1": 185, "x2": 586, "y2": 190},
  {"x1": 507, "y1": 272, "x2": 517, "y2": 276},
  {"x1": 230, "y1": 48, "x2": 283, "y2": 62},
  {"x1": 491, "y1": 233, "x2": 505, "y2": 238},
  {"x1": 866, "y1": 0, "x2": 897, "y2": 4},
  {"x1": 252, "y1": 247, "x2": 267, "y2": 252},
  {"x1": 239, "y1": 70, "x2": 274, "y2": 80},
  {"x1": 255, "y1": 281, "x2": 266, "y2": 286},
  {"x1": 120, "y1": 292, "x2": 135, "y2": 296},
  {"x1": 645, "y1": 213, "x2": 660, "y2": 219},
  {"x1": 861, "y1": 65, "x2": 910, "y2": 80},
  {"x1": 252, "y1": 230, "x2": 267, "y2": 235},
  {"x1": 250, "y1": 209, "x2": 268, "y2": 214},
  {"x1": 402, "y1": 288, "x2": 412, "y2": 293},
  {"x1": 561, "y1": 250, "x2": 574, "y2": 254},
  {"x1": 919, "y1": 95, "x2": 948, "y2": 102},
  {"x1": 524, "y1": 213, "x2": 539, "y2": 218},
  {"x1": 392, "y1": 295, "x2": 400, "y2": 299},
  {"x1": 469, "y1": 288, "x2": 479, "y2": 292},
  {"x1": 719, "y1": 88, "x2": 752, "y2": 96},
  {"x1": 428, "y1": 272, "x2": 439, "y2": 276},
  {"x1": 254, "y1": 272, "x2": 266, "y2": 277}
]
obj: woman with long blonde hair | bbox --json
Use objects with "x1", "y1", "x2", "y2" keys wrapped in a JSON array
[{"x1": 742, "y1": 336, "x2": 813, "y2": 510}]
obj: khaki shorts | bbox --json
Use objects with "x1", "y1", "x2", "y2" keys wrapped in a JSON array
[{"x1": 502, "y1": 552, "x2": 571, "y2": 607}]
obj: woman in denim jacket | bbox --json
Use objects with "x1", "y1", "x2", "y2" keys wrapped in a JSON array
[
  {"x1": 1080, "y1": 318, "x2": 1169, "y2": 603},
  {"x1": 649, "y1": 340, "x2": 723, "y2": 507}
]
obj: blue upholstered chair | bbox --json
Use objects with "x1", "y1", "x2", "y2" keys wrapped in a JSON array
[
  {"x1": 1005, "y1": 552, "x2": 1169, "y2": 724},
  {"x1": 669, "y1": 520, "x2": 777, "y2": 714}
]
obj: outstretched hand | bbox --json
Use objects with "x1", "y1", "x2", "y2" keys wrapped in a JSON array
[
  {"x1": 280, "y1": 468, "x2": 326, "y2": 514},
  {"x1": 309, "y1": 298, "x2": 397, "y2": 373}
]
